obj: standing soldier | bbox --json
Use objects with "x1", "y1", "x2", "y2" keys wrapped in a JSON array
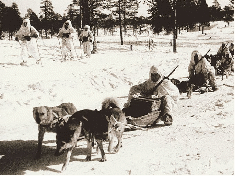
[
  {"x1": 15, "y1": 18, "x2": 41, "y2": 66},
  {"x1": 79, "y1": 25, "x2": 93, "y2": 58},
  {"x1": 58, "y1": 20, "x2": 77, "y2": 61}
]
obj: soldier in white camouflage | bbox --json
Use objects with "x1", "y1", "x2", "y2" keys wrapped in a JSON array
[
  {"x1": 15, "y1": 18, "x2": 40, "y2": 65},
  {"x1": 188, "y1": 50, "x2": 218, "y2": 91},
  {"x1": 124, "y1": 65, "x2": 179, "y2": 125},
  {"x1": 79, "y1": 25, "x2": 93, "y2": 58},
  {"x1": 58, "y1": 20, "x2": 77, "y2": 61}
]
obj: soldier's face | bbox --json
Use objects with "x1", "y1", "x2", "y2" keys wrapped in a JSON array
[
  {"x1": 151, "y1": 73, "x2": 161, "y2": 82},
  {"x1": 65, "y1": 23, "x2": 69, "y2": 29},
  {"x1": 194, "y1": 54, "x2": 199, "y2": 64},
  {"x1": 23, "y1": 22, "x2": 27, "y2": 27}
]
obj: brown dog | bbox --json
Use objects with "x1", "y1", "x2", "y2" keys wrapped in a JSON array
[
  {"x1": 56, "y1": 98, "x2": 126, "y2": 172},
  {"x1": 33, "y1": 103, "x2": 77, "y2": 159}
]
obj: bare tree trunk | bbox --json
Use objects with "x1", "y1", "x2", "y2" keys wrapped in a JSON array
[
  {"x1": 118, "y1": 0, "x2": 123, "y2": 45},
  {"x1": 123, "y1": 0, "x2": 127, "y2": 35},
  {"x1": 80, "y1": 0, "x2": 83, "y2": 28},
  {"x1": 173, "y1": 7, "x2": 177, "y2": 53}
]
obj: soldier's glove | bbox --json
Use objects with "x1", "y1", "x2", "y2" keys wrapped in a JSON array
[
  {"x1": 151, "y1": 95, "x2": 158, "y2": 99},
  {"x1": 24, "y1": 36, "x2": 31, "y2": 41},
  {"x1": 63, "y1": 33, "x2": 70, "y2": 38},
  {"x1": 15, "y1": 37, "x2": 19, "y2": 41},
  {"x1": 133, "y1": 93, "x2": 141, "y2": 98}
]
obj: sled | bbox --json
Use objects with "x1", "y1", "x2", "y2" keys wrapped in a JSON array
[{"x1": 124, "y1": 97, "x2": 161, "y2": 127}]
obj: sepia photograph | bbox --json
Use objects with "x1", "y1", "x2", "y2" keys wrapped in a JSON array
[{"x1": 0, "y1": 0, "x2": 234, "y2": 174}]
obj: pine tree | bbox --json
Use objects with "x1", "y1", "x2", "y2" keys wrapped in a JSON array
[
  {"x1": 26, "y1": 9, "x2": 41, "y2": 31},
  {"x1": 0, "y1": 1, "x2": 6, "y2": 39},
  {"x1": 66, "y1": 2, "x2": 81, "y2": 29},
  {"x1": 196, "y1": 0, "x2": 209, "y2": 34},
  {"x1": 2, "y1": 3, "x2": 22, "y2": 40},
  {"x1": 40, "y1": 0, "x2": 55, "y2": 38},
  {"x1": 223, "y1": 5, "x2": 234, "y2": 26},
  {"x1": 149, "y1": 0, "x2": 174, "y2": 34}
]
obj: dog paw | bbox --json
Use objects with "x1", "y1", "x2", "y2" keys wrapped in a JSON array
[
  {"x1": 113, "y1": 147, "x2": 120, "y2": 153},
  {"x1": 86, "y1": 156, "x2": 91, "y2": 161},
  {"x1": 61, "y1": 165, "x2": 67, "y2": 172}
]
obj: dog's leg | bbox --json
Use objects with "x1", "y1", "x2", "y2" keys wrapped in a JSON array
[
  {"x1": 35, "y1": 125, "x2": 45, "y2": 159},
  {"x1": 114, "y1": 131, "x2": 123, "y2": 153},
  {"x1": 187, "y1": 84, "x2": 193, "y2": 99},
  {"x1": 226, "y1": 70, "x2": 229, "y2": 79},
  {"x1": 86, "y1": 138, "x2": 92, "y2": 161},
  {"x1": 222, "y1": 68, "x2": 224, "y2": 80},
  {"x1": 96, "y1": 139, "x2": 107, "y2": 162},
  {"x1": 108, "y1": 131, "x2": 114, "y2": 153},
  {"x1": 61, "y1": 146, "x2": 75, "y2": 172},
  {"x1": 54, "y1": 132, "x2": 62, "y2": 156}
]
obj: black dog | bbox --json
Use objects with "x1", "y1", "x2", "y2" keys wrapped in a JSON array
[
  {"x1": 56, "y1": 98, "x2": 126, "y2": 172},
  {"x1": 170, "y1": 78, "x2": 194, "y2": 98}
]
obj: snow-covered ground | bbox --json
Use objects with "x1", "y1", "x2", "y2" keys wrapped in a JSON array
[{"x1": 0, "y1": 21, "x2": 234, "y2": 174}]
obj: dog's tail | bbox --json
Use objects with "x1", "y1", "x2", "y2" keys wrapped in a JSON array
[{"x1": 101, "y1": 97, "x2": 120, "y2": 110}]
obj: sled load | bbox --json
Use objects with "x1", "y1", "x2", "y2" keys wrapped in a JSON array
[{"x1": 123, "y1": 97, "x2": 161, "y2": 127}]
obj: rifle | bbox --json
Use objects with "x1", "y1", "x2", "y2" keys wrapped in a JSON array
[
  {"x1": 203, "y1": 49, "x2": 211, "y2": 57},
  {"x1": 149, "y1": 65, "x2": 179, "y2": 95},
  {"x1": 118, "y1": 65, "x2": 179, "y2": 100}
]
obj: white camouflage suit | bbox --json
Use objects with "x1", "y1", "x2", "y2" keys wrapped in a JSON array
[
  {"x1": 125, "y1": 65, "x2": 179, "y2": 123},
  {"x1": 58, "y1": 20, "x2": 77, "y2": 60},
  {"x1": 217, "y1": 43, "x2": 234, "y2": 71},
  {"x1": 79, "y1": 25, "x2": 93, "y2": 57},
  {"x1": 15, "y1": 18, "x2": 40, "y2": 64},
  {"x1": 188, "y1": 50, "x2": 217, "y2": 89}
]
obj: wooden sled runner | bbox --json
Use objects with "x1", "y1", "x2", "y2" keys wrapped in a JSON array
[{"x1": 123, "y1": 97, "x2": 161, "y2": 127}]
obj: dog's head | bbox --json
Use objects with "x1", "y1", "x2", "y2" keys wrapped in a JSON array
[
  {"x1": 33, "y1": 106, "x2": 54, "y2": 126},
  {"x1": 108, "y1": 114, "x2": 125, "y2": 133},
  {"x1": 56, "y1": 121, "x2": 82, "y2": 156},
  {"x1": 170, "y1": 78, "x2": 181, "y2": 87}
]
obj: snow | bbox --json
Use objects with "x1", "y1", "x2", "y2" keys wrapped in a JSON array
[{"x1": 0, "y1": 20, "x2": 234, "y2": 174}]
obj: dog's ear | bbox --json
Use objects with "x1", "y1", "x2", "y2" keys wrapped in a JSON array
[{"x1": 33, "y1": 107, "x2": 40, "y2": 124}]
